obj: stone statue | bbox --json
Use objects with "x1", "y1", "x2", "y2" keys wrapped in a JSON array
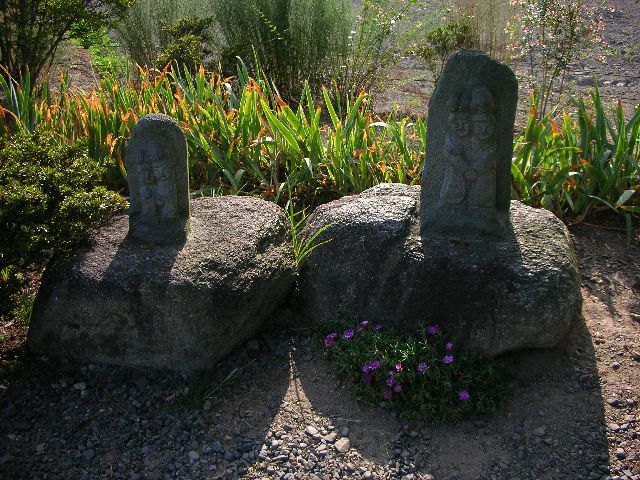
[
  {"x1": 126, "y1": 113, "x2": 190, "y2": 244},
  {"x1": 421, "y1": 50, "x2": 517, "y2": 239}
]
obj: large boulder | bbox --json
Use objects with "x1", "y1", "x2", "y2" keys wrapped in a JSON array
[
  {"x1": 296, "y1": 183, "x2": 582, "y2": 357},
  {"x1": 28, "y1": 196, "x2": 296, "y2": 371}
]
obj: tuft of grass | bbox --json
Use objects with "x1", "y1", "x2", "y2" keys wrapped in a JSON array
[
  {"x1": 167, "y1": 360, "x2": 254, "y2": 412},
  {"x1": 321, "y1": 319, "x2": 509, "y2": 422},
  {"x1": 287, "y1": 205, "x2": 334, "y2": 268},
  {"x1": 452, "y1": 0, "x2": 513, "y2": 62}
]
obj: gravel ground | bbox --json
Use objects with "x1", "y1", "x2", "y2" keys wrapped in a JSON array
[{"x1": 0, "y1": 225, "x2": 639, "y2": 480}]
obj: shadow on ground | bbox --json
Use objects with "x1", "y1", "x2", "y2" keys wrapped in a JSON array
[{"x1": 296, "y1": 312, "x2": 609, "y2": 479}]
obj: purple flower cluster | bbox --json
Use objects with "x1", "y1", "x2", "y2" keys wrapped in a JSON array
[
  {"x1": 325, "y1": 322, "x2": 385, "y2": 351},
  {"x1": 426, "y1": 324, "x2": 440, "y2": 335},
  {"x1": 458, "y1": 390, "x2": 470, "y2": 401},
  {"x1": 417, "y1": 362, "x2": 428, "y2": 374},
  {"x1": 443, "y1": 354, "x2": 454, "y2": 364},
  {"x1": 361, "y1": 360, "x2": 384, "y2": 373},
  {"x1": 325, "y1": 332, "x2": 338, "y2": 348},
  {"x1": 361, "y1": 360, "x2": 383, "y2": 384},
  {"x1": 445, "y1": 342, "x2": 454, "y2": 350},
  {"x1": 385, "y1": 374, "x2": 395, "y2": 387}
]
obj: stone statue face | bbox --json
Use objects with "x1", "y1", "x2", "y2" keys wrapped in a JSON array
[
  {"x1": 448, "y1": 112, "x2": 470, "y2": 137},
  {"x1": 471, "y1": 113, "x2": 495, "y2": 141}
]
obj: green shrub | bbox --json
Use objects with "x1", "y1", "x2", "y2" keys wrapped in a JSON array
[
  {"x1": 157, "y1": 16, "x2": 214, "y2": 72},
  {"x1": 322, "y1": 320, "x2": 509, "y2": 422},
  {"x1": 512, "y1": 85, "x2": 640, "y2": 239},
  {"x1": 337, "y1": 0, "x2": 426, "y2": 101},
  {"x1": 75, "y1": 27, "x2": 131, "y2": 77},
  {"x1": 416, "y1": 19, "x2": 479, "y2": 84},
  {"x1": 114, "y1": 0, "x2": 212, "y2": 68},
  {"x1": 213, "y1": 0, "x2": 353, "y2": 101},
  {"x1": 0, "y1": 130, "x2": 127, "y2": 315}
]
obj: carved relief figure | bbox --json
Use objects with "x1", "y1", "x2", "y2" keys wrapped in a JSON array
[
  {"x1": 138, "y1": 140, "x2": 178, "y2": 221},
  {"x1": 126, "y1": 113, "x2": 189, "y2": 245},
  {"x1": 440, "y1": 95, "x2": 470, "y2": 206},
  {"x1": 439, "y1": 86, "x2": 497, "y2": 213}
]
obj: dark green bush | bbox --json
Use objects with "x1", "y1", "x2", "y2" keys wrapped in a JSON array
[
  {"x1": 157, "y1": 16, "x2": 214, "y2": 72},
  {"x1": 0, "y1": 130, "x2": 126, "y2": 316},
  {"x1": 322, "y1": 320, "x2": 509, "y2": 422}
]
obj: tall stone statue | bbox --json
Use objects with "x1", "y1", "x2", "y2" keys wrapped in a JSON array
[
  {"x1": 421, "y1": 50, "x2": 517, "y2": 239},
  {"x1": 126, "y1": 113, "x2": 190, "y2": 244}
]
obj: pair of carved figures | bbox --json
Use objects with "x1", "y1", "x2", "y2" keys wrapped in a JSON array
[{"x1": 440, "y1": 87, "x2": 497, "y2": 214}]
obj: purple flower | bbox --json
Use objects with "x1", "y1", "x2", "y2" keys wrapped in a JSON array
[
  {"x1": 357, "y1": 320, "x2": 369, "y2": 331},
  {"x1": 325, "y1": 333, "x2": 338, "y2": 348},
  {"x1": 417, "y1": 362, "x2": 428, "y2": 374},
  {"x1": 361, "y1": 360, "x2": 384, "y2": 373},
  {"x1": 443, "y1": 355, "x2": 454, "y2": 365},
  {"x1": 362, "y1": 373, "x2": 373, "y2": 384},
  {"x1": 426, "y1": 324, "x2": 440, "y2": 335},
  {"x1": 343, "y1": 329, "x2": 354, "y2": 339},
  {"x1": 446, "y1": 342, "x2": 454, "y2": 350},
  {"x1": 458, "y1": 390, "x2": 470, "y2": 401},
  {"x1": 393, "y1": 383, "x2": 402, "y2": 393},
  {"x1": 373, "y1": 324, "x2": 383, "y2": 332},
  {"x1": 395, "y1": 363, "x2": 403, "y2": 372},
  {"x1": 385, "y1": 374, "x2": 395, "y2": 387},
  {"x1": 383, "y1": 390, "x2": 392, "y2": 400}
]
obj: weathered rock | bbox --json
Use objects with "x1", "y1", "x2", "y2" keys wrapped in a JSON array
[
  {"x1": 28, "y1": 196, "x2": 296, "y2": 371},
  {"x1": 421, "y1": 50, "x2": 518, "y2": 240},
  {"x1": 296, "y1": 183, "x2": 582, "y2": 357},
  {"x1": 126, "y1": 113, "x2": 190, "y2": 245}
]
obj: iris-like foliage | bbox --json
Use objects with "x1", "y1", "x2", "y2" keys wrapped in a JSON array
[
  {"x1": 0, "y1": 64, "x2": 425, "y2": 207},
  {"x1": 512, "y1": 85, "x2": 640, "y2": 240}
]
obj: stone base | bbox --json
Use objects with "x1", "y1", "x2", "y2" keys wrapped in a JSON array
[
  {"x1": 296, "y1": 184, "x2": 582, "y2": 357},
  {"x1": 28, "y1": 196, "x2": 296, "y2": 372}
]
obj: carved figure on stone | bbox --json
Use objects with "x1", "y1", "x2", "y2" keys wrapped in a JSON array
[
  {"x1": 126, "y1": 113, "x2": 190, "y2": 244},
  {"x1": 440, "y1": 87, "x2": 497, "y2": 213},
  {"x1": 138, "y1": 140, "x2": 178, "y2": 220},
  {"x1": 421, "y1": 50, "x2": 517, "y2": 239}
]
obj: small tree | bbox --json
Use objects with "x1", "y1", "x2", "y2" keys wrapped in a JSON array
[
  {"x1": 507, "y1": 0, "x2": 608, "y2": 120},
  {"x1": 0, "y1": 0, "x2": 131, "y2": 86}
]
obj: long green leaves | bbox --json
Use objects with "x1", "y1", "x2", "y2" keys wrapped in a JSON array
[
  {"x1": 1, "y1": 64, "x2": 637, "y2": 230},
  {"x1": 0, "y1": 65, "x2": 425, "y2": 207},
  {"x1": 512, "y1": 86, "x2": 639, "y2": 234}
]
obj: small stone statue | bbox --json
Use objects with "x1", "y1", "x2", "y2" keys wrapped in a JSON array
[
  {"x1": 126, "y1": 113, "x2": 190, "y2": 244},
  {"x1": 421, "y1": 50, "x2": 517, "y2": 239}
]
